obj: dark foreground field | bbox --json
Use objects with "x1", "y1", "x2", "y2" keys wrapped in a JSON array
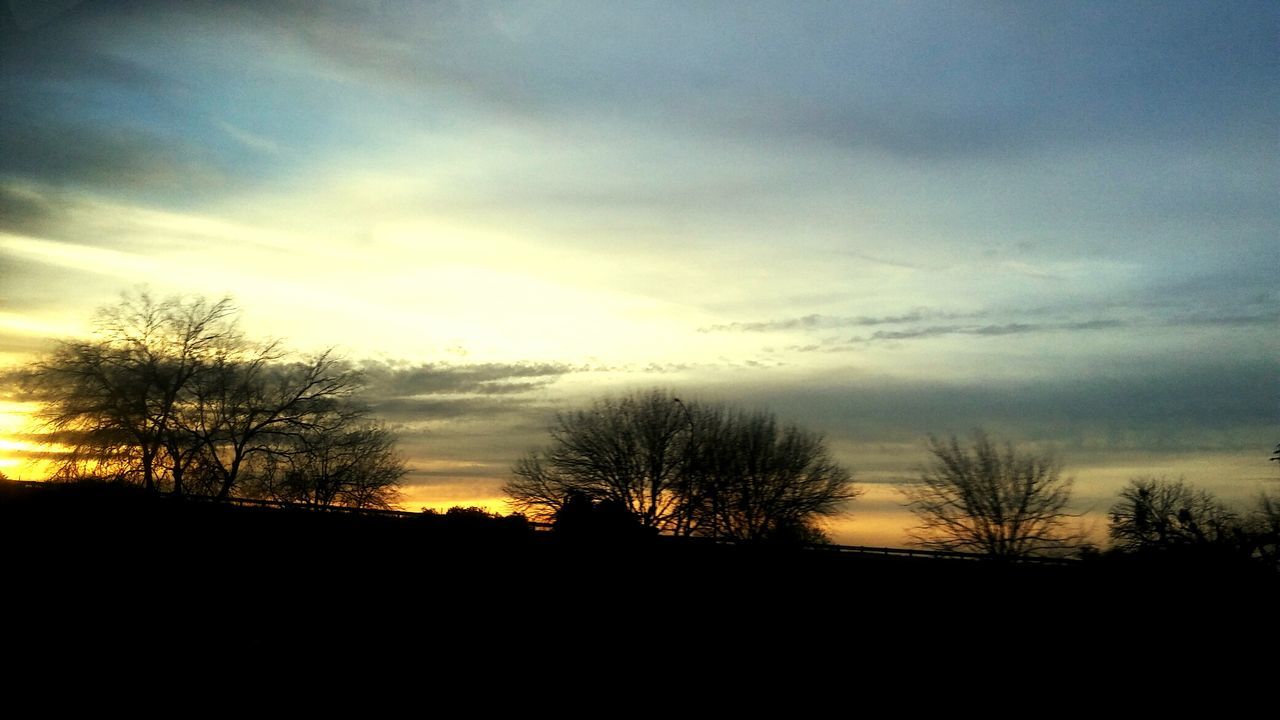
[{"x1": 4, "y1": 480, "x2": 1276, "y2": 667}]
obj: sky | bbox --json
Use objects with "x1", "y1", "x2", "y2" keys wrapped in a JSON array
[{"x1": 0, "y1": 0, "x2": 1276, "y2": 546}]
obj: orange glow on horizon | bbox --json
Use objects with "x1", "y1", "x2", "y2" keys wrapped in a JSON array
[{"x1": 0, "y1": 401, "x2": 54, "y2": 480}]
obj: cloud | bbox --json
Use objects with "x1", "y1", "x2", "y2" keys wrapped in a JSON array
[
  {"x1": 708, "y1": 306, "x2": 1145, "y2": 346},
  {"x1": 360, "y1": 360, "x2": 576, "y2": 399},
  {"x1": 2, "y1": 14, "x2": 219, "y2": 196},
  {"x1": 216, "y1": 121, "x2": 280, "y2": 155},
  {"x1": 0, "y1": 119, "x2": 227, "y2": 197},
  {"x1": 771, "y1": 308, "x2": 1278, "y2": 349},
  {"x1": 719, "y1": 356, "x2": 1279, "y2": 454},
  {"x1": 701, "y1": 309, "x2": 983, "y2": 333},
  {"x1": 856, "y1": 319, "x2": 1128, "y2": 343},
  {"x1": 1167, "y1": 311, "x2": 1280, "y2": 329},
  {"x1": 0, "y1": 182, "x2": 66, "y2": 239},
  {"x1": 0, "y1": 15, "x2": 171, "y2": 89},
  {"x1": 851, "y1": 314, "x2": 1278, "y2": 345},
  {"x1": 354, "y1": 360, "x2": 586, "y2": 433},
  {"x1": 370, "y1": 396, "x2": 542, "y2": 423}
]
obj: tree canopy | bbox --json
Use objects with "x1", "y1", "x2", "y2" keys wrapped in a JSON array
[
  {"x1": 21, "y1": 291, "x2": 404, "y2": 508},
  {"x1": 1107, "y1": 477, "x2": 1242, "y2": 554},
  {"x1": 902, "y1": 431, "x2": 1078, "y2": 558},
  {"x1": 504, "y1": 388, "x2": 859, "y2": 542}
]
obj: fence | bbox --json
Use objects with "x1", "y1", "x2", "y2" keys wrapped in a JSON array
[{"x1": 2, "y1": 479, "x2": 1074, "y2": 563}]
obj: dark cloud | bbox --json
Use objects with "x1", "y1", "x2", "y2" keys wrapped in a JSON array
[
  {"x1": 702, "y1": 310, "x2": 982, "y2": 333},
  {"x1": 753, "y1": 3, "x2": 1276, "y2": 158},
  {"x1": 640, "y1": 362, "x2": 696, "y2": 374},
  {"x1": 860, "y1": 325, "x2": 963, "y2": 342},
  {"x1": 0, "y1": 370, "x2": 26, "y2": 401},
  {"x1": 404, "y1": 465, "x2": 507, "y2": 482},
  {"x1": 0, "y1": 119, "x2": 227, "y2": 198},
  {"x1": 814, "y1": 313, "x2": 1277, "y2": 346},
  {"x1": 721, "y1": 357, "x2": 1279, "y2": 454},
  {"x1": 970, "y1": 323, "x2": 1042, "y2": 336},
  {"x1": 815, "y1": 319, "x2": 1131, "y2": 344},
  {"x1": 865, "y1": 319, "x2": 1127, "y2": 341},
  {"x1": 0, "y1": 9, "x2": 208, "y2": 196},
  {"x1": 1167, "y1": 312, "x2": 1280, "y2": 329},
  {"x1": 370, "y1": 396, "x2": 542, "y2": 423},
  {"x1": 33, "y1": 2, "x2": 1273, "y2": 161},
  {"x1": 4, "y1": 0, "x2": 1274, "y2": 235},
  {"x1": 0, "y1": 3, "x2": 302, "y2": 203},
  {"x1": 358, "y1": 360, "x2": 705, "y2": 418},
  {"x1": 0, "y1": 24, "x2": 171, "y2": 91},
  {"x1": 764, "y1": 104, "x2": 1024, "y2": 162},
  {"x1": 1058, "y1": 319, "x2": 1131, "y2": 332},
  {"x1": 0, "y1": 182, "x2": 62, "y2": 238},
  {"x1": 360, "y1": 360, "x2": 575, "y2": 400},
  {"x1": 757, "y1": 313, "x2": 1141, "y2": 351},
  {"x1": 355, "y1": 360, "x2": 584, "y2": 432}
]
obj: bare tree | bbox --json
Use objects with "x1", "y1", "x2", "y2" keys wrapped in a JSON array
[
  {"x1": 507, "y1": 389, "x2": 688, "y2": 531},
  {"x1": 691, "y1": 409, "x2": 858, "y2": 542},
  {"x1": 1107, "y1": 477, "x2": 1241, "y2": 553},
  {"x1": 22, "y1": 291, "x2": 402, "y2": 505},
  {"x1": 1248, "y1": 492, "x2": 1280, "y2": 569},
  {"x1": 183, "y1": 348, "x2": 361, "y2": 499},
  {"x1": 25, "y1": 291, "x2": 238, "y2": 492},
  {"x1": 245, "y1": 418, "x2": 405, "y2": 510},
  {"x1": 902, "y1": 431, "x2": 1077, "y2": 557},
  {"x1": 505, "y1": 389, "x2": 859, "y2": 540}
]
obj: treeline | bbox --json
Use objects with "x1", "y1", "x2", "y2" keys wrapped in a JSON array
[
  {"x1": 1104, "y1": 476, "x2": 1280, "y2": 568},
  {"x1": 899, "y1": 432, "x2": 1280, "y2": 572}
]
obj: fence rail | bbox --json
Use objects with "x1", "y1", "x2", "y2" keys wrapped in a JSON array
[
  {"x1": 2, "y1": 479, "x2": 1074, "y2": 563},
  {"x1": 802, "y1": 542, "x2": 1076, "y2": 564}
]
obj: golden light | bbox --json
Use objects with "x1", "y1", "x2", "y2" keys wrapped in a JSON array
[{"x1": 0, "y1": 401, "x2": 57, "y2": 480}]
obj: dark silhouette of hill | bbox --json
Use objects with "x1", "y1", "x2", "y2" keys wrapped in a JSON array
[{"x1": 4, "y1": 478, "x2": 1276, "y2": 661}]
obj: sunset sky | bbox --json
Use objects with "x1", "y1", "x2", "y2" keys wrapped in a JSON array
[{"x1": 1, "y1": 1, "x2": 1276, "y2": 545}]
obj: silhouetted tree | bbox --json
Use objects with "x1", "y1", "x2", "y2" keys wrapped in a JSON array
[
  {"x1": 689, "y1": 408, "x2": 857, "y2": 541},
  {"x1": 24, "y1": 291, "x2": 239, "y2": 491},
  {"x1": 1108, "y1": 477, "x2": 1241, "y2": 554},
  {"x1": 21, "y1": 290, "x2": 401, "y2": 504},
  {"x1": 550, "y1": 490, "x2": 649, "y2": 541},
  {"x1": 1248, "y1": 492, "x2": 1280, "y2": 570},
  {"x1": 508, "y1": 390, "x2": 688, "y2": 530},
  {"x1": 902, "y1": 431, "x2": 1077, "y2": 557},
  {"x1": 181, "y1": 348, "x2": 362, "y2": 499},
  {"x1": 244, "y1": 418, "x2": 405, "y2": 510},
  {"x1": 505, "y1": 389, "x2": 858, "y2": 540}
]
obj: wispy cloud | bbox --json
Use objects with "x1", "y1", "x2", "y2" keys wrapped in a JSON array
[
  {"x1": 360, "y1": 360, "x2": 577, "y2": 401},
  {"x1": 847, "y1": 314, "x2": 1277, "y2": 345},
  {"x1": 700, "y1": 309, "x2": 983, "y2": 333},
  {"x1": 723, "y1": 356, "x2": 1280, "y2": 452},
  {"x1": 216, "y1": 120, "x2": 280, "y2": 155},
  {"x1": 756, "y1": 305, "x2": 1277, "y2": 351},
  {"x1": 0, "y1": 119, "x2": 226, "y2": 197},
  {"x1": 0, "y1": 182, "x2": 65, "y2": 239},
  {"x1": 856, "y1": 319, "x2": 1128, "y2": 343},
  {"x1": 370, "y1": 395, "x2": 544, "y2": 423},
  {"x1": 1167, "y1": 312, "x2": 1280, "y2": 329}
]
